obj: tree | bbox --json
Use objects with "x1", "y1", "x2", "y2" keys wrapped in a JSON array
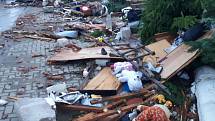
[{"x1": 140, "y1": 0, "x2": 204, "y2": 44}]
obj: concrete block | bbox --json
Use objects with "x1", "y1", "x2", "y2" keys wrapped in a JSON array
[{"x1": 14, "y1": 98, "x2": 55, "y2": 121}]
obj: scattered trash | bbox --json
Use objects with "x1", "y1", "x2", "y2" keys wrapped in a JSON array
[
  {"x1": 83, "y1": 68, "x2": 89, "y2": 78},
  {"x1": 106, "y1": 14, "x2": 112, "y2": 31},
  {"x1": 56, "y1": 31, "x2": 78, "y2": 38},
  {"x1": 95, "y1": 59, "x2": 110, "y2": 66},
  {"x1": 0, "y1": 44, "x2": 4, "y2": 49},
  {"x1": 32, "y1": 53, "x2": 45, "y2": 58},
  {"x1": 2, "y1": 1, "x2": 215, "y2": 121},
  {"x1": 115, "y1": 27, "x2": 131, "y2": 41},
  {"x1": 43, "y1": 6, "x2": 54, "y2": 13},
  {"x1": 17, "y1": 88, "x2": 25, "y2": 95},
  {"x1": 0, "y1": 99, "x2": 8, "y2": 106}
]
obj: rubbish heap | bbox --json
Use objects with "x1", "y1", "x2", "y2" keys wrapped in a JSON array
[{"x1": 2, "y1": 0, "x2": 215, "y2": 121}]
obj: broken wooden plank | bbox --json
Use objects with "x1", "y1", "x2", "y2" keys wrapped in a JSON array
[
  {"x1": 48, "y1": 46, "x2": 122, "y2": 62},
  {"x1": 24, "y1": 35, "x2": 53, "y2": 41},
  {"x1": 145, "y1": 39, "x2": 171, "y2": 60},
  {"x1": 158, "y1": 30, "x2": 214, "y2": 79},
  {"x1": 47, "y1": 75, "x2": 64, "y2": 80},
  {"x1": 67, "y1": 89, "x2": 117, "y2": 96},
  {"x1": 7, "y1": 96, "x2": 19, "y2": 101},
  {"x1": 57, "y1": 103, "x2": 104, "y2": 113},
  {"x1": 90, "y1": 89, "x2": 152, "y2": 104},
  {"x1": 160, "y1": 44, "x2": 199, "y2": 79},
  {"x1": 84, "y1": 67, "x2": 121, "y2": 90},
  {"x1": 74, "y1": 96, "x2": 155, "y2": 121},
  {"x1": 103, "y1": 100, "x2": 126, "y2": 110},
  {"x1": 74, "y1": 103, "x2": 141, "y2": 121}
]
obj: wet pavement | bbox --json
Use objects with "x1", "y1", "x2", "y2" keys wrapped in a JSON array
[
  {"x1": 0, "y1": 0, "x2": 24, "y2": 32},
  {"x1": 0, "y1": 3, "x2": 87, "y2": 120}
]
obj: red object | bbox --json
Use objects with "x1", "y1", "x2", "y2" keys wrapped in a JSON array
[
  {"x1": 127, "y1": 98, "x2": 143, "y2": 105},
  {"x1": 135, "y1": 106, "x2": 169, "y2": 121},
  {"x1": 81, "y1": 6, "x2": 92, "y2": 16}
]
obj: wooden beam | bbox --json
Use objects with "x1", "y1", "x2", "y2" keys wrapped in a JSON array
[
  {"x1": 57, "y1": 104, "x2": 104, "y2": 113},
  {"x1": 90, "y1": 89, "x2": 152, "y2": 104},
  {"x1": 103, "y1": 100, "x2": 126, "y2": 110},
  {"x1": 74, "y1": 103, "x2": 141, "y2": 121}
]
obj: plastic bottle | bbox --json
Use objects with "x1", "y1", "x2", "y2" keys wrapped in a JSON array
[{"x1": 106, "y1": 14, "x2": 112, "y2": 31}]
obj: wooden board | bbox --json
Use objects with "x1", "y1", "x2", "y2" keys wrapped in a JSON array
[
  {"x1": 49, "y1": 39, "x2": 170, "y2": 62},
  {"x1": 84, "y1": 67, "x2": 121, "y2": 90},
  {"x1": 146, "y1": 39, "x2": 171, "y2": 60},
  {"x1": 142, "y1": 39, "x2": 171, "y2": 66},
  {"x1": 160, "y1": 44, "x2": 198, "y2": 79},
  {"x1": 160, "y1": 30, "x2": 214, "y2": 79},
  {"x1": 48, "y1": 46, "x2": 121, "y2": 62}
]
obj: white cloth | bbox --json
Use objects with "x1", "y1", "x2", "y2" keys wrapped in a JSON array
[{"x1": 117, "y1": 70, "x2": 143, "y2": 91}]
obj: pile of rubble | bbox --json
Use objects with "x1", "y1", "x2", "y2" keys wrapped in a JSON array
[{"x1": 1, "y1": 0, "x2": 215, "y2": 121}]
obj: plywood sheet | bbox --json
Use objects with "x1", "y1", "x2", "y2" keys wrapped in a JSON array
[
  {"x1": 146, "y1": 39, "x2": 171, "y2": 59},
  {"x1": 160, "y1": 44, "x2": 198, "y2": 79},
  {"x1": 160, "y1": 30, "x2": 214, "y2": 79},
  {"x1": 143, "y1": 39, "x2": 171, "y2": 65},
  {"x1": 48, "y1": 46, "x2": 121, "y2": 62},
  {"x1": 84, "y1": 67, "x2": 121, "y2": 90}
]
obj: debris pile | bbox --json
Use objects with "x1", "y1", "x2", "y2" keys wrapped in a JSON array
[{"x1": 1, "y1": 0, "x2": 215, "y2": 121}]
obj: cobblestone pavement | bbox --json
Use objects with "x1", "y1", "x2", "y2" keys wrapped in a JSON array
[{"x1": 0, "y1": 7, "x2": 92, "y2": 121}]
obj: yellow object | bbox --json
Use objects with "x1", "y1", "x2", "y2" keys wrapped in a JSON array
[
  {"x1": 98, "y1": 37, "x2": 104, "y2": 43},
  {"x1": 154, "y1": 94, "x2": 166, "y2": 104},
  {"x1": 91, "y1": 94, "x2": 102, "y2": 99},
  {"x1": 165, "y1": 100, "x2": 173, "y2": 108}
]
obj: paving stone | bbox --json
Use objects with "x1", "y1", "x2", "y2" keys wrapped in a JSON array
[
  {"x1": 10, "y1": 118, "x2": 19, "y2": 121},
  {"x1": 4, "y1": 106, "x2": 13, "y2": 114},
  {"x1": 0, "y1": 119, "x2": 10, "y2": 121},
  {"x1": 0, "y1": 9, "x2": 84, "y2": 121},
  {"x1": 36, "y1": 83, "x2": 44, "y2": 89},
  {"x1": 0, "y1": 107, "x2": 5, "y2": 111},
  {"x1": 0, "y1": 111, "x2": 3, "y2": 119},
  {"x1": 7, "y1": 113, "x2": 17, "y2": 118},
  {"x1": 16, "y1": 88, "x2": 25, "y2": 95},
  {"x1": 1, "y1": 113, "x2": 8, "y2": 119}
]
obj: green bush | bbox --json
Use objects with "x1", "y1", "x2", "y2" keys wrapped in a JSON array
[
  {"x1": 140, "y1": 0, "x2": 204, "y2": 44},
  {"x1": 187, "y1": 34, "x2": 215, "y2": 67}
]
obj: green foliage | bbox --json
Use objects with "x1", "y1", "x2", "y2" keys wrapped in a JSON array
[
  {"x1": 163, "y1": 81, "x2": 185, "y2": 105},
  {"x1": 140, "y1": 0, "x2": 204, "y2": 44},
  {"x1": 201, "y1": 0, "x2": 215, "y2": 18},
  {"x1": 105, "y1": 0, "x2": 128, "y2": 12},
  {"x1": 90, "y1": 30, "x2": 104, "y2": 38},
  {"x1": 186, "y1": 34, "x2": 215, "y2": 67},
  {"x1": 171, "y1": 16, "x2": 198, "y2": 31}
]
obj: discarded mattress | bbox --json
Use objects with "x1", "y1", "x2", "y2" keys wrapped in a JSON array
[
  {"x1": 48, "y1": 46, "x2": 121, "y2": 62},
  {"x1": 191, "y1": 66, "x2": 215, "y2": 121},
  {"x1": 84, "y1": 67, "x2": 121, "y2": 90}
]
